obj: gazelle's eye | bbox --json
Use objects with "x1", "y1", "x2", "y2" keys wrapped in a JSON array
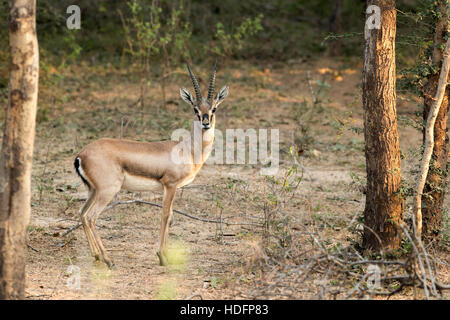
[{"x1": 193, "y1": 108, "x2": 201, "y2": 121}]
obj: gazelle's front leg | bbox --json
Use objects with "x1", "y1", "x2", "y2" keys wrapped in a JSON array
[{"x1": 157, "y1": 186, "x2": 177, "y2": 266}]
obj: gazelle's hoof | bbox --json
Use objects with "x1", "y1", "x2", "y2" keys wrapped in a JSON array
[
  {"x1": 97, "y1": 255, "x2": 115, "y2": 269},
  {"x1": 105, "y1": 259, "x2": 116, "y2": 270},
  {"x1": 92, "y1": 256, "x2": 115, "y2": 269},
  {"x1": 157, "y1": 251, "x2": 168, "y2": 266}
]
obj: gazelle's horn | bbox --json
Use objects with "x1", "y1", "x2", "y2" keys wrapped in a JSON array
[
  {"x1": 207, "y1": 59, "x2": 217, "y2": 102},
  {"x1": 187, "y1": 64, "x2": 202, "y2": 102}
]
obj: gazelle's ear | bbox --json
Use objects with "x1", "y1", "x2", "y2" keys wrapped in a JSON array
[
  {"x1": 180, "y1": 87, "x2": 195, "y2": 106},
  {"x1": 212, "y1": 85, "x2": 229, "y2": 111}
]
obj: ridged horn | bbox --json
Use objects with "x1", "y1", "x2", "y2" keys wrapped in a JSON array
[
  {"x1": 207, "y1": 59, "x2": 217, "y2": 102},
  {"x1": 187, "y1": 64, "x2": 202, "y2": 103}
]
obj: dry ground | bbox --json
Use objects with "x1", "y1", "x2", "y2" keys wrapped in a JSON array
[{"x1": 19, "y1": 57, "x2": 448, "y2": 299}]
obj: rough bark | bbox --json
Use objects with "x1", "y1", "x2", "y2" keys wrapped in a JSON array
[
  {"x1": 421, "y1": 3, "x2": 450, "y2": 242},
  {"x1": 362, "y1": 0, "x2": 404, "y2": 251},
  {"x1": 0, "y1": 0, "x2": 39, "y2": 299}
]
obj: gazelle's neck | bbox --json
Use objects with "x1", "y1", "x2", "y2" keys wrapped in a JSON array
[{"x1": 189, "y1": 119, "x2": 215, "y2": 165}]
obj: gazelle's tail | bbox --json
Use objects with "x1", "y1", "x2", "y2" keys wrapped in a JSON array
[{"x1": 74, "y1": 157, "x2": 90, "y2": 188}]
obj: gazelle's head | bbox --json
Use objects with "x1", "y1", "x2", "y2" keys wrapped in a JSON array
[{"x1": 180, "y1": 61, "x2": 229, "y2": 130}]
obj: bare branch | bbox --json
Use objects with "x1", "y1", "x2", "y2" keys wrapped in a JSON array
[
  {"x1": 61, "y1": 198, "x2": 261, "y2": 237},
  {"x1": 413, "y1": 37, "x2": 450, "y2": 238}
]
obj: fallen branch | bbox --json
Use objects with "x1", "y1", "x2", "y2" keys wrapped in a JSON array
[
  {"x1": 59, "y1": 223, "x2": 82, "y2": 237},
  {"x1": 27, "y1": 243, "x2": 40, "y2": 253},
  {"x1": 61, "y1": 199, "x2": 261, "y2": 237}
]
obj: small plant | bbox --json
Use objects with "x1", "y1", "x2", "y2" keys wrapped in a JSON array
[
  {"x1": 37, "y1": 177, "x2": 54, "y2": 205},
  {"x1": 313, "y1": 79, "x2": 331, "y2": 105},
  {"x1": 27, "y1": 225, "x2": 45, "y2": 233},
  {"x1": 61, "y1": 28, "x2": 83, "y2": 66},
  {"x1": 292, "y1": 100, "x2": 316, "y2": 153},
  {"x1": 120, "y1": 0, "x2": 160, "y2": 117},
  {"x1": 120, "y1": 0, "x2": 192, "y2": 115},
  {"x1": 261, "y1": 151, "x2": 302, "y2": 258},
  {"x1": 349, "y1": 171, "x2": 366, "y2": 188}
]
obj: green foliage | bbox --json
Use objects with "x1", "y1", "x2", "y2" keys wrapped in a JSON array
[
  {"x1": 0, "y1": 0, "x2": 392, "y2": 68},
  {"x1": 212, "y1": 14, "x2": 264, "y2": 57},
  {"x1": 349, "y1": 171, "x2": 366, "y2": 188},
  {"x1": 0, "y1": 0, "x2": 439, "y2": 69},
  {"x1": 397, "y1": 179, "x2": 415, "y2": 198},
  {"x1": 397, "y1": 1, "x2": 450, "y2": 97},
  {"x1": 121, "y1": 0, "x2": 193, "y2": 75},
  {"x1": 61, "y1": 29, "x2": 83, "y2": 65},
  {"x1": 122, "y1": 0, "x2": 161, "y2": 71},
  {"x1": 162, "y1": 6, "x2": 192, "y2": 65}
]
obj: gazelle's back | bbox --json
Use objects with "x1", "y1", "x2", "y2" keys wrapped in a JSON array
[{"x1": 76, "y1": 138, "x2": 179, "y2": 190}]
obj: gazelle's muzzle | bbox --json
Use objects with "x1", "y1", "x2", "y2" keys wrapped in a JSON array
[{"x1": 202, "y1": 114, "x2": 210, "y2": 129}]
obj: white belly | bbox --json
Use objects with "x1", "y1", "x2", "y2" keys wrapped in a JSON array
[{"x1": 122, "y1": 173, "x2": 163, "y2": 192}]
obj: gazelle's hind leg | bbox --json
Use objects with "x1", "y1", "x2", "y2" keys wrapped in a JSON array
[
  {"x1": 81, "y1": 186, "x2": 120, "y2": 269},
  {"x1": 79, "y1": 189, "x2": 101, "y2": 258}
]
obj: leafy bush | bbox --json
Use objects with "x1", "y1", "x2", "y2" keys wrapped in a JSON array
[{"x1": 212, "y1": 14, "x2": 264, "y2": 57}]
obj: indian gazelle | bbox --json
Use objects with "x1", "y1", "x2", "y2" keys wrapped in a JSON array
[{"x1": 74, "y1": 62, "x2": 229, "y2": 268}]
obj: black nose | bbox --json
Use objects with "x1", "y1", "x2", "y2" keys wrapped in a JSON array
[{"x1": 202, "y1": 114, "x2": 209, "y2": 123}]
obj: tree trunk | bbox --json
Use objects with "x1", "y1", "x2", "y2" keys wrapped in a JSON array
[
  {"x1": 328, "y1": 0, "x2": 343, "y2": 56},
  {"x1": 362, "y1": 0, "x2": 404, "y2": 251},
  {"x1": 0, "y1": 0, "x2": 39, "y2": 299},
  {"x1": 421, "y1": 3, "x2": 449, "y2": 242}
]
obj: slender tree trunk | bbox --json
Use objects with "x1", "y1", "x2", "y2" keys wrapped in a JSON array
[
  {"x1": 328, "y1": 0, "x2": 343, "y2": 56},
  {"x1": 421, "y1": 3, "x2": 449, "y2": 242},
  {"x1": 0, "y1": 0, "x2": 39, "y2": 299},
  {"x1": 160, "y1": 46, "x2": 168, "y2": 114},
  {"x1": 362, "y1": 0, "x2": 404, "y2": 251}
]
